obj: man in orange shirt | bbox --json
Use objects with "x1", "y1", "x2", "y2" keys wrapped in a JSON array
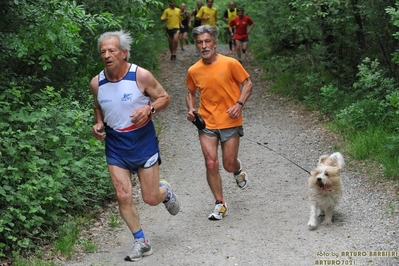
[{"x1": 185, "y1": 25, "x2": 253, "y2": 220}]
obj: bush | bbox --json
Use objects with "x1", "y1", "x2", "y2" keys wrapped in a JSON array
[
  {"x1": 0, "y1": 85, "x2": 113, "y2": 257},
  {"x1": 316, "y1": 84, "x2": 350, "y2": 114},
  {"x1": 335, "y1": 98, "x2": 391, "y2": 130},
  {"x1": 333, "y1": 58, "x2": 398, "y2": 131}
]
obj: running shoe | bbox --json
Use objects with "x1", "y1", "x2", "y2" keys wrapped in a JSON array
[
  {"x1": 208, "y1": 200, "x2": 228, "y2": 220},
  {"x1": 124, "y1": 238, "x2": 153, "y2": 261},
  {"x1": 160, "y1": 180, "x2": 180, "y2": 215},
  {"x1": 229, "y1": 50, "x2": 233, "y2": 55},
  {"x1": 234, "y1": 159, "x2": 248, "y2": 189}
]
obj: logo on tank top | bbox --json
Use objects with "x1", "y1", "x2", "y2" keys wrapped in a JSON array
[
  {"x1": 121, "y1": 93, "x2": 133, "y2": 101},
  {"x1": 99, "y1": 99, "x2": 112, "y2": 104}
]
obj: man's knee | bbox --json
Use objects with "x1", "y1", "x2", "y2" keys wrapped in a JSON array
[
  {"x1": 142, "y1": 193, "x2": 160, "y2": 206},
  {"x1": 116, "y1": 189, "x2": 132, "y2": 205},
  {"x1": 223, "y1": 159, "x2": 237, "y2": 173},
  {"x1": 143, "y1": 197, "x2": 159, "y2": 206},
  {"x1": 205, "y1": 159, "x2": 219, "y2": 172}
]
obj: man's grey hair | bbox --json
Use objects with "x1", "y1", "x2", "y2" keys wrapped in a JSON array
[
  {"x1": 192, "y1": 25, "x2": 219, "y2": 42},
  {"x1": 98, "y1": 30, "x2": 133, "y2": 61}
]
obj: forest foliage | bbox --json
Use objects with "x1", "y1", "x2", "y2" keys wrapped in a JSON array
[{"x1": 1, "y1": 0, "x2": 399, "y2": 260}]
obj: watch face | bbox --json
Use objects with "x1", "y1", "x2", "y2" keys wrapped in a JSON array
[{"x1": 151, "y1": 107, "x2": 156, "y2": 114}]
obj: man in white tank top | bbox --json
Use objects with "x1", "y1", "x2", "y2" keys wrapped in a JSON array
[{"x1": 89, "y1": 30, "x2": 180, "y2": 262}]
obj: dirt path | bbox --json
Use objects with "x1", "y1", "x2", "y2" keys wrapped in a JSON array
[{"x1": 61, "y1": 44, "x2": 398, "y2": 266}]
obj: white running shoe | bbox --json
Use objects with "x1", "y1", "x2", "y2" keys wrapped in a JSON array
[
  {"x1": 208, "y1": 200, "x2": 228, "y2": 220},
  {"x1": 160, "y1": 180, "x2": 180, "y2": 215},
  {"x1": 234, "y1": 159, "x2": 248, "y2": 189},
  {"x1": 124, "y1": 238, "x2": 153, "y2": 261}
]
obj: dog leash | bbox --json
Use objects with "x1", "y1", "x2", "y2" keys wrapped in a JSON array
[{"x1": 246, "y1": 138, "x2": 311, "y2": 175}]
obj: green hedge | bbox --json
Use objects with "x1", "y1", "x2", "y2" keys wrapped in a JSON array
[{"x1": 0, "y1": 85, "x2": 113, "y2": 256}]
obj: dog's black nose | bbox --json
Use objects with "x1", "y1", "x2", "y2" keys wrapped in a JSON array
[{"x1": 317, "y1": 177, "x2": 322, "y2": 181}]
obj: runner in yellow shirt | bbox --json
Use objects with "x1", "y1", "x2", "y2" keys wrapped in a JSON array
[
  {"x1": 196, "y1": 0, "x2": 218, "y2": 26},
  {"x1": 161, "y1": 1, "x2": 182, "y2": 60},
  {"x1": 223, "y1": 1, "x2": 237, "y2": 54}
]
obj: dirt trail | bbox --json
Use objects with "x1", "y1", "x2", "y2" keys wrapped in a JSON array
[{"x1": 61, "y1": 44, "x2": 399, "y2": 266}]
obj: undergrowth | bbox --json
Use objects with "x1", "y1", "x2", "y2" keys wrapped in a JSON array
[{"x1": 255, "y1": 49, "x2": 399, "y2": 182}]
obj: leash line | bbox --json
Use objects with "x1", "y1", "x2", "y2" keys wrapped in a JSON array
[{"x1": 246, "y1": 138, "x2": 311, "y2": 175}]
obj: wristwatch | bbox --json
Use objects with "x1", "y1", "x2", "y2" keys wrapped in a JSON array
[{"x1": 151, "y1": 106, "x2": 156, "y2": 114}]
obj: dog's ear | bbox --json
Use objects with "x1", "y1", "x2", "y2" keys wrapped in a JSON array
[
  {"x1": 318, "y1": 155, "x2": 329, "y2": 165},
  {"x1": 326, "y1": 166, "x2": 341, "y2": 178},
  {"x1": 328, "y1": 156, "x2": 344, "y2": 168},
  {"x1": 331, "y1": 152, "x2": 345, "y2": 169},
  {"x1": 331, "y1": 158, "x2": 341, "y2": 168}
]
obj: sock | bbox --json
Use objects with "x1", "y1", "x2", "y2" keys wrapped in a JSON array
[
  {"x1": 163, "y1": 187, "x2": 172, "y2": 203},
  {"x1": 229, "y1": 41, "x2": 232, "y2": 50},
  {"x1": 133, "y1": 228, "x2": 145, "y2": 240},
  {"x1": 234, "y1": 160, "x2": 242, "y2": 175},
  {"x1": 233, "y1": 159, "x2": 242, "y2": 175},
  {"x1": 216, "y1": 198, "x2": 225, "y2": 204}
]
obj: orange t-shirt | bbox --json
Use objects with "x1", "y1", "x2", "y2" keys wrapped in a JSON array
[{"x1": 185, "y1": 55, "x2": 249, "y2": 130}]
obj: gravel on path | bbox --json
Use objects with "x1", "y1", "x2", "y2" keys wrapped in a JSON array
[{"x1": 60, "y1": 44, "x2": 399, "y2": 266}]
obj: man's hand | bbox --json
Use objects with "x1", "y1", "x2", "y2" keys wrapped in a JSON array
[
  {"x1": 227, "y1": 103, "x2": 242, "y2": 119},
  {"x1": 187, "y1": 109, "x2": 196, "y2": 123},
  {"x1": 130, "y1": 106, "x2": 151, "y2": 127},
  {"x1": 92, "y1": 123, "x2": 106, "y2": 140}
]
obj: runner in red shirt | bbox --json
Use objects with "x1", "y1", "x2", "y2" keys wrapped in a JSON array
[{"x1": 229, "y1": 8, "x2": 254, "y2": 63}]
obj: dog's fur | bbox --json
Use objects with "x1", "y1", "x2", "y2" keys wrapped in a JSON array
[{"x1": 307, "y1": 152, "x2": 345, "y2": 230}]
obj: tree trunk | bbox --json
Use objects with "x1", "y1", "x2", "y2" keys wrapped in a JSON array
[{"x1": 351, "y1": 0, "x2": 366, "y2": 50}]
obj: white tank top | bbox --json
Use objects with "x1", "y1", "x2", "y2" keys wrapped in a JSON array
[{"x1": 97, "y1": 64, "x2": 150, "y2": 132}]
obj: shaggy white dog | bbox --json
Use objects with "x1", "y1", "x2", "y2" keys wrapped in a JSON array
[{"x1": 307, "y1": 152, "x2": 345, "y2": 230}]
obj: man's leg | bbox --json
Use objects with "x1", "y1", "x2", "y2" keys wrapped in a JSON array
[
  {"x1": 221, "y1": 134, "x2": 240, "y2": 173},
  {"x1": 229, "y1": 38, "x2": 233, "y2": 53},
  {"x1": 221, "y1": 134, "x2": 248, "y2": 189},
  {"x1": 179, "y1": 33, "x2": 184, "y2": 50},
  {"x1": 227, "y1": 28, "x2": 233, "y2": 53},
  {"x1": 235, "y1": 39, "x2": 243, "y2": 61},
  {"x1": 183, "y1": 31, "x2": 189, "y2": 45},
  {"x1": 108, "y1": 164, "x2": 141, "y2": 233},
  {"x1": 139, "y1": 162, "x2": 180, "y2": 216},
  {"x1": 199, "y1": 133, "x2": 222, "y2": 201},
  {"x1": 109, "y1": 165, "x2": 156, "y2": 262},
  {"x1": 232, "y1": 28, "x2": 236, "y2": 51},
  {"x1": 137, "y1": 162, "x2": 166, "y2": 206},
  {"x1": 172, "y1": 32, "x2": 180, "y2": 56},
  {"x1": 199, "y1": 133, "x2": 228, "y2": 220},
  {"x1": 242, "y1": 41, "x2": 249, "y2": 57},
  {"x1": 168, "y1": 37, "x2": 174, "y2": 59}
]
